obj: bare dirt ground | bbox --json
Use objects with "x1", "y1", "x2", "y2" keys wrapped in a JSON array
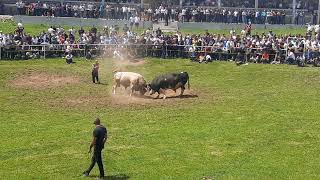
[
  {"x1": 112, "y1": 58, "x2": 146, "y2": 72},
  {"x1": 10, "y1": 59, "x2": 203, "y2": 108},
  {"x1": 59, "y1": 88, "x2": 199, "y2": 108},
  {"x1": 10, "y1": 71, "x2": 80, "y2": 89}
]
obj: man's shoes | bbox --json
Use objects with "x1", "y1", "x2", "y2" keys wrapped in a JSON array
[{"x1": 82, "y1": 171, "x2": 89, "y2": 177}]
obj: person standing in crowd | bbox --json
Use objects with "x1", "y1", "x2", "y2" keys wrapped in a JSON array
[
  {"x1": 16, "y1": 0, "x2": 25, "y2": 15},
  {"x1": 134, "y1": 15, "x2": 140, "y2": 29},
  {"x1": 83, "y1": 118, "x2": 107, "y2": 179},
  {"x1": 92, "y1": 60, "x2": 100, "y2": 84},
  {"x1": 164, "y1": 8, "x2": 169, "y2": 26},
  {"x1": 129, "y1": 15, "x2": 134, "y2": 30},
  {"x1": 245, "y1": 22, "x2": 252, "y2": 36}
]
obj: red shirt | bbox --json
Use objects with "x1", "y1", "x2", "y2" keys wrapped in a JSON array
[{"x1": 262, "y1": 52, "x2": 269, "y2": 59}]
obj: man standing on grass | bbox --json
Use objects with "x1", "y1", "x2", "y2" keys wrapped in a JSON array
[
  {"x1": 92, "y1": 60, "x2": 100, "y2": 84},
  {"x1": 83, "y1": 118, "x2": 107, "y2": 179}
]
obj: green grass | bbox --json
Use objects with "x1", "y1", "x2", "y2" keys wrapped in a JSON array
[
  {"x1": 181, "y1": 27, "x2": 307, "y2": 36},
  {"x1": 0, "y1": 21, "x2": 306, "y2": 36},
  {"x1": 1, "y1": 57, "x2": 320, "y2": 179},
  {"x1": 0, "y1": 21, "x2": 146, "y2": 36}
]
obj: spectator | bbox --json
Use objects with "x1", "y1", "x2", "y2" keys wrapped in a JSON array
[
  {"x1": 287, "y1": 50, "x2": 296, "y2": 64},
  {"x1": 66, "y1": 53, "x2": 73, "y2": 64},
  {"x1": 261, "y1": 51, "x2": 270, "y2": 63},
  {"x1": 16, "y1": 0, "x2": 25, "y2": 15}
]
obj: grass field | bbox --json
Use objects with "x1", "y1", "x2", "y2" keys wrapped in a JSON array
[
  {"x1": 0, "y1": 20, "x2": 307, "y2": 36},
  {"x1": 1, "y1": 57, "x2": 320, "y2": 179}
]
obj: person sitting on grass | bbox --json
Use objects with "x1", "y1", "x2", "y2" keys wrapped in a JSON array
[
  {"x1": 250, "y1": 54, "x2": 260, "y2": 63},
  {"x1": 261, "y1": 51, "x2": 270, "y2": 64},
  {"x1": 205, "y1": 54, "x2": 212, "y2": 62},
  {"x1": 235, "y1": 52, "x2": 245, "y2": 66},
  {"x1": 66, "y1": 53, "x2": 73, "y2": 64},
  {"x1": 198, "y1": 54, "x2": 207, "y2": 64},
  {"x1": 313, "y1": 57, "x2": 320, "y2": 67},
  {"x1": 271, "y1": 55, "x2": 281, "y2": 64},
  {"x1": 286, "y1": 50, "x2": 296, "y2": 65},
  {"x1": 297, "y1": 56, "x2": 306, "y2": 67}
]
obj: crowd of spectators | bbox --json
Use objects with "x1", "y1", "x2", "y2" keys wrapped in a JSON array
[
  {"x1": 259, "y1": 0, "x2": 318, "y2": 10},
  {"x1": 185, "y1": 0, "x2": 317, "y2": 10},
  {"x1": 8, "y1": 0, "x2": 319, "y2": 10},
  {"x1": 182, "y1": 0, "x2": 254, "y2": 8},
  {"x1": 12, "y1": 1, "x2": 317, "y2": 25},
  {"x1": 1, "y1": 23, "x2": 320, "y2": 67}
]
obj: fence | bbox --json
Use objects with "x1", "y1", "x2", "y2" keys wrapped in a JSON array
[{"x1": 0, "y1": 43, "x2": 297, "y2": 63}]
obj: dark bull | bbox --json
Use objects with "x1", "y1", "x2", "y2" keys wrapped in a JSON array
[{"x1": 147, "y1": 72, "x2": 190, "y2": 99}]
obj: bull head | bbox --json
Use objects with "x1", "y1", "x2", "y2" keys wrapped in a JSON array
[
  {"x1": 139, "y1": 85, "x2": 148, "y2": 95},
  {"x1": 146, "y1": 84, "x2": 151, "y2": 92},
  {"x1": 146, "y1": 84, "x2": 155, "y2": 95}
]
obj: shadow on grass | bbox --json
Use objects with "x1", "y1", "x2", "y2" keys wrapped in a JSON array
[
  {"x1": 167, "y1": 94, "x2": 199, "y2": 99},
  {"x1": 88, "y1": 174, "x2": 130, "y2": 180},
  {"x1": 140, "y1": 94, "x2": 199, "y2": 99},
  {"x1": 98, "y1": 82, "x2": 108, "y2": 86},
  {"x1": 92, "y1": 82, "x2": 108, "y2": 86}
]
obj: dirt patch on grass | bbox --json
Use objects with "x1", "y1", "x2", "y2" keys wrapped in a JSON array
[
  {"x1": 118, "y1": 58, "x2": 146, "y2": 66},
  {"x1": 11, "y1": 71, "x2": 80, "y2": 89},
  {"x1": 113, "y1": 58, "x2": 146, "y2": 72},
  {"x1": 57, "y1": 89, "x2": 200, "y2": 108}
]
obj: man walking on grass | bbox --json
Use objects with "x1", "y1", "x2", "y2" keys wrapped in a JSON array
[
  {"x1": 92, "y1": 60, "x2": 100, "y2": 84},
  {"x1": 83, "y1": 118, "x2": 107, "y2": 179}
]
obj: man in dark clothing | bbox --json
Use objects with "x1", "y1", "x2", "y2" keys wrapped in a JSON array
[
  {"x1": 235, "y1": 52, "x2": 245, "y2": 66},
  {"x1": 83, "y1": 118, "x2": 107, "y2": 178},
  {"x1": 91, "y1": 25, "x2": 98, "y2": 35},
  {"x1": 92, "y1": 60, "x2": 100, "y2": 84},
  {"x1": 78, "y1": 27, "x2": 85, "y2": 36}
]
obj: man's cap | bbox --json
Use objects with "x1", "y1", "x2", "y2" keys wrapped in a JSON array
[{"x1": 93, "y1": 118, "x2": 100, "y2": 125}]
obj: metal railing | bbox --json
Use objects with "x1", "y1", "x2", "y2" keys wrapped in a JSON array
[{"x1": 0, "y1": 43, "x2": 308, "y2": 63}]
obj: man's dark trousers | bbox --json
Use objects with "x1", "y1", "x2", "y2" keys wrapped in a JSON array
[
  {"x1": 86, "y1": 149, "x2": 104, "y2": 177},
  {"x1": 92, "y1": 70, "x2": 99, "y2": 83}
]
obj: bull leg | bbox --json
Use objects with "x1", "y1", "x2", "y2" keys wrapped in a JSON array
[
  {"x1": 150, "y1": 89, "x2": 155, "y2": 95},
  {"x1": 129, "y1": 86, "x2": 133, "y2": 97},
  {"x1": 112, "y1": 84, "x2": 117, "y2": 94},
  {"x1": 129, "y1": 84, "x2": 136, "y2": 97},
  {"x1": 180, "y1": 86, "x2": 185, "y2": 97},
  {"x1": 130, "y1": 88, "x2": 134, "y2": 97},
  {"x1": 160, "y1": 89, "x2": 166, "y2": 99},
  {"x1": 155, "y1": 91, "x2": 160, "y2": 99},
  {"x1": 113, "y1": 80, "x2": 120, "y2": 94}
]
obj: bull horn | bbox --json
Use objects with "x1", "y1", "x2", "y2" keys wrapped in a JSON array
[{"x1": 112, "y1": 69, "x2": 119, "y2": 73}]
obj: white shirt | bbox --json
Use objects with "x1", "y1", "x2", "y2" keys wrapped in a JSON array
[
  {"x1": 288, "y1": 51, "x2": 295, "y2": 59},
  {"x1": 134, "y1": 16, "x2": 140, "y2": 23},
  {"x1": 255, "y1": 11, "x2": 259, "y2": 17},
  {"x1": 181, "y1": 9, "x2": 186, "y2": 15},
  {"x1": 122, "y1": 6, "x2": 127, "y2": 13},
  {"x1": 130, "y1": 17, "x2": 134, "y2": 23}
]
